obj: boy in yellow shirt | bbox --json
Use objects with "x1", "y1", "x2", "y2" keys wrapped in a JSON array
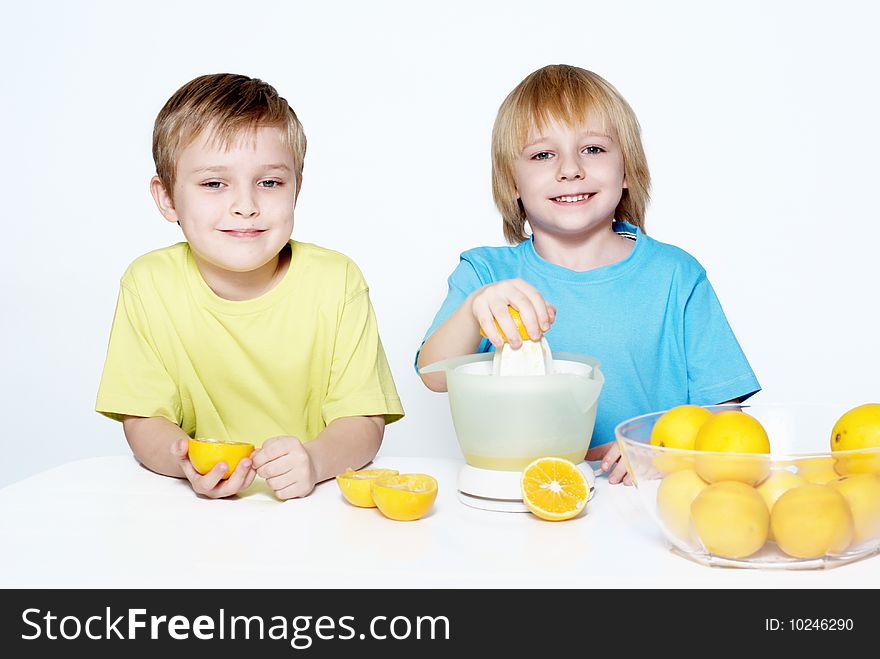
[{"x1": 96, "y1": 73, "x2": 404, "y2": 499}]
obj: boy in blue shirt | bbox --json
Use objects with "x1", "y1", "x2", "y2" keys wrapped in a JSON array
[{"x1": 416, "y1": 65, "x2": 759, "y2": 484}]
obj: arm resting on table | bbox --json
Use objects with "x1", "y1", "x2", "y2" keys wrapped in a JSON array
[
  {"x1": 304, "y1": 415, "x2": 386, "y2": 483},
  {"x1": 121, "y1": 415, "x2": 189, "y2": 478}
]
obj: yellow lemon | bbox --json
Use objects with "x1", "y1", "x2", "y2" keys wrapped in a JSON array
[
  {"x1": 371, "y1": 473, "x2": 438, "y2": 521},
  {"x1": 771, "y1": 484, "x2": 854, "y2": 559},
  {"x1": 187, "y1": 438, "x2": 254, "y2": 479},
  {"x1": 756, "y1": 471, "x2": 807, "y2": 540},
  {"x1": 694, "y1": 410, "x2": 771, "y2": 485},
  {"x1": 650, "y1": 405, "x2": 712, "y2": 474},
  {"x1": 335, "y1": 468, "x2": 400, "y2": 508},
  {"x1": 795, "y1": 457, "x2": 840, "y2": 484},
  {"x1": 830, "y1": 403, "x2": 880, "y2": 475},
  {"x1": 690, "y1": 481, "x2": 770, "y2": 559},
  {"x1": 830, "y1": 474, "x2": 880, "y2": 545},
  {"x1": 655, "y1": 469, "x2": 708, "y2": 544},
  {"x1": 520, "y1": 457, "x2": 590, "y2": 521},
  {"x1": 479, "y1": 305, "x2": 533, "y2": 343}
]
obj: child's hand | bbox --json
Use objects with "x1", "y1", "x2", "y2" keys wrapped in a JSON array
[
  {"x1": 587, "y1": 442, "x2": 633, "y2": 486},
  {"x1": 251, "y1": 436, "x2": 318, "y2": 500},
  {"x1": 471, "y1": 279, "x2": 556, "y2": 349},
  {"x1": 170, "y1": 439, "x2": 257, "y2": 498}
]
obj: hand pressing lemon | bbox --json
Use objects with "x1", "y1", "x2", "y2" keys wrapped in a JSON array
[
  {"x1": 480, "y1": 305, "x2": 554, "y2": 376},
  {"x1": 469, "y1": 279, "x2": 555, "y2": 350},
  {"x1": 480, "y1": 306, "x2": 532, "y2": 343}
]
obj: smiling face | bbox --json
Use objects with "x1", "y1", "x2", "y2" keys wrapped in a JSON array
[
  {"x1": 513, "y1": 116, "x2": 626, "y2": 240},
  {"x1": 152, "y1": 125, "x2": 297, "y2": 278}
]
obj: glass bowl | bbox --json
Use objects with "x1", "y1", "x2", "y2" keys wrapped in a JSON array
[{"x1": 615, "y1": 403, "x2": 880, "y2": 569}]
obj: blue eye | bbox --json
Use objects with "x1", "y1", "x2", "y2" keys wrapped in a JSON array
[
  {"x1": 258, "y1": 179, "x2": 282, "y2": 188},
  {"x1": 531, "y1": 151, "x2": 553, "y2": 161},
  {"x1": 584, "y1": 146, "x2": 605, "y2": 155},
  {"x1": 202, "y1": 181, "x2": 223, "y2": 189}
]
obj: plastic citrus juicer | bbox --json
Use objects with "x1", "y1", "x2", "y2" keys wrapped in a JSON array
[{"x1": 420, "y1": 342, "x2": 604, "y2": 512}]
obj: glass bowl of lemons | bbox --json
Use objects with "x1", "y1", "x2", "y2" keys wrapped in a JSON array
[{"x1": 615, "y1": 403, "x2": 880, "y2": 569}]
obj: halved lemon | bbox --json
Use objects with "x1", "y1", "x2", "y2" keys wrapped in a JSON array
[
  {"x1": 479, "y1": 305, "x2": 533, "y2": 343},
  {"x1": 520, "y1": 457, "x2": 589, "y2": 521},
  {"x1": 371, "y1": 473, "x2": 438, "y2": 521},
  {"x1": 336, "y1": 468, "x2": 400, "y2": 508},
  {"x1": 187, "y1": 438, "x2": 254, "y2": 479}
]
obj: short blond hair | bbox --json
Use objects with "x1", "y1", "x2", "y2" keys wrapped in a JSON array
[
  {"x1": 152, "y1": 73, "x2": 307, "y2": 196},
  {"x1": 492, "y1": 65, "x2": 650, "y2": 244}
]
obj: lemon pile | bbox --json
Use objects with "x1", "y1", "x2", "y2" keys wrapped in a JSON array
[
  {"x1": 652, "y1": 403, "x2": 880, "y2": 560},
  {"x1": 336, "y1": 468, "x2": 438, "y2": 521}
]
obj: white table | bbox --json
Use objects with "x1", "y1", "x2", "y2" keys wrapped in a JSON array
[{"x1": 1, "y1": 455, "x2": 877, "y2": 588}]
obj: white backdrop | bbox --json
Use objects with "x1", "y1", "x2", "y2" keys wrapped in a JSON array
[{"x1": 1, "y1": 0, "x2": 878, "y2": 488}]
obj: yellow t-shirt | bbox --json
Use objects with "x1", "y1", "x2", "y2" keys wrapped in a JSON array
[{"x1": 96, "y1": 241, "x2": 404, "y2": 445}]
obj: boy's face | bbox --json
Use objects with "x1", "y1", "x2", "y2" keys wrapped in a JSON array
[
  {"x1": 153, "y1": 125, "x2": 297, "y2": 275},
  {"x1": 513, "y1": 116, "x2": 626, "y2": 238}
]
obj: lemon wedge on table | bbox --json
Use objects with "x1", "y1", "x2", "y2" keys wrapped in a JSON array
[
  {"x1": 520, "y1": 457, "x2": 590, "y2": 521},
  {"x1": 336, "y1": 468, "x2": 400, "y2": 508},
  {"x1": 370, "y1": 474, "x2": 438, "y2": 521}
]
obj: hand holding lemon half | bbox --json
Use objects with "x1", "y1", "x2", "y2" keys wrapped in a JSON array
[{"x1": 187, "y1": 438, "x2": 255, "y2": 479}]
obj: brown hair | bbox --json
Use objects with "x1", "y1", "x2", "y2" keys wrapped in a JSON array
[
  {"x1": 152, "y1": 73, "x2": 307, "y2": 195},
  {"x1": 491, "y1": 65, "x2": 650, "y2": 243}
]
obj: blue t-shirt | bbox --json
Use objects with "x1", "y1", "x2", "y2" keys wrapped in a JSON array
[{"x1": 416, "y1": 222, "x2": 760, "y2": 448}]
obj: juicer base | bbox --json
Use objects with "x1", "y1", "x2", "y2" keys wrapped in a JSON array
[
  {"x1": 457, "y1": 462, "x2": 597, "y2": 513},
  {"x1": 458, "y1": 491, "x2": 531, "y2": 513}
]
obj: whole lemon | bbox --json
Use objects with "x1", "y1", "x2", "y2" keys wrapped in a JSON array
[
  {"x1": 771, "y1": 484, "x2": 854, "y2": 559},
  {"x1": 795, "y1": 457, "x2": 840, "y2": 484},
  {"x1": 831, "y1": 403, "x2": 880, "y2": 475},
  {"x1": 650, "y1": 405, "x2": 712, "y2": 474},
  {"x1": 694, "y1": 411, "x2": 771, "y2": 485},
  {"x1": 757, "y1": 471, "x2": 807, "y2": 511},
  {"x1": 656, "y1": 469, "x2": 708, "y2": 545},
  {"x1": 830, "y1": 474, "x2": 880, "y2": 546},
  {"x1": 756, "y1": 471, "x2": 807, "y2": 540},
  {"x1": 691, "y1": 481, "x2": 770, "y2": 559}
]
